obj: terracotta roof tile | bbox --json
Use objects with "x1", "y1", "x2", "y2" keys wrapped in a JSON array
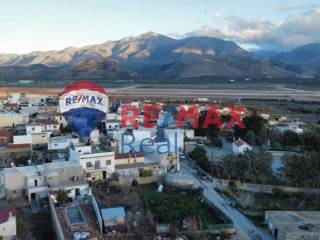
[
  {"x1": 0, "y1": 206, "x2": 15, "y2": 224},
  {"x1": 233, "y1": 139, "x2": 246, "y2": 147}
]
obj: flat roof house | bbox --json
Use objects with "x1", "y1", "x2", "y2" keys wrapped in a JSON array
[
  {"x1": 68, "y1": 143, "x2": 115, "y2": 181},
  {"x1": 3, "y1": 160, "x2": 88, "y2": 201},
  {"x1": 266, "y1": 211, "x2": 320, "y2": 240},
  {"x1": 0, "y1": 111, "x2": 28, "y2": 128}
]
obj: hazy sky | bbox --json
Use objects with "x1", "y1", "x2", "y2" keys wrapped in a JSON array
[{"x1": 0, "y1": 0, "x2": 319, "y2": 53}]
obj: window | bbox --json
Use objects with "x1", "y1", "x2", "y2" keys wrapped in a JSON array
[
  {"x1": 95, "y1": 161, "x2": 101, "y2": 169},
  {"x1": 86, "y1": 162, "x2": 92, "y2": 168},
  {"x1": 106, "y1": 160, "x2": 111, "y2": 165},
  {"x1": 32, "y1": 127, "x2": 35, "y2": 131}
]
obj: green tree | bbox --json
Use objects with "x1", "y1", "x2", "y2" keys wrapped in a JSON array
[
  {"x1": 207, "y1": 124, "x2": 221, "y2": 141},
  {"x1": 280, "y1": 130, "x2": 301, "y2": 147},
  {"x1": 283, "y1": 152, "x2": 320, "y2": 188},
  {"x1": 234, "y1": 114, "x2": 266, "y2": 146},
  {"x1": 56, "y1": 190, "x2": 69, "y2": 205},
  {"x1": 188, "y1": 146, "x2": 211, "y2": 171},
  {"x1": 223, "y1": 151, "x2": 272, "y2": 183},
  {"x1": 228, "y1": 180, "x2": 238, "y2": 193},
  {"x1": 269, "y1": 129, "x2": 281, "y2": 149},
  {"x1": 244, "y1": 130, "x2": 256, "y2": 145},
  {"x1": 301, "y1": 130, "x2": 320, "y2": 152}
]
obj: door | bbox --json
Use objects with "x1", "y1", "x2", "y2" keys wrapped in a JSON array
[
  {"x1": 31, "y1": 192, "x2": 36, "y2": 200},
  {"x1": 75, "y1": 188, "x2": 80, "y2": 196}
]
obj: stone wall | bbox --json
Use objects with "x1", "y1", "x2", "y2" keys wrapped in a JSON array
[{"x1": 214, "y1": 179, "x2": 320, "y2": 194}]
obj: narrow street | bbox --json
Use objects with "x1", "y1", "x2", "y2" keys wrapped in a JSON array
[{"x1": 180, "y1": 162, "x2": 273, "y2": 240}]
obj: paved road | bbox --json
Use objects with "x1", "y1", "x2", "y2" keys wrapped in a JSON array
[
  {"x1": 1, "y1": 85, "x2": 320, "y2": 101},
  {"x1": 108, "y1": 86, "x2": 320, "y2": 101},
  {"x1": 180, "y1": 161, "x2": 272, "y2": 240}
]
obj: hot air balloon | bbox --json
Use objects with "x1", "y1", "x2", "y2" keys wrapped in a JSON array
[{"x1": 59, "y1": 80, "x2": 108, "y2": 138}]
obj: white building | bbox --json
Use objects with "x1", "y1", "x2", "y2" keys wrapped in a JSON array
[
  {"x1": 0, "y1": 206, "x2": 16, "y2": 240},
  {"x1": 104, "y1": 113, "x2": 119, "y2": 121},
  {"x1": 276, "y1": 122, "x2": 304, "y2": 134},
  {"x1": 48, "y1": 135, "x2": 79, "y2": 150},
  {"x1": 232, "y1": 138, "x2": 252, "y2": 155},
  {"x1": 68, "y1": 143, "x2": 115, "y2": 181},
  {"x1": 3, "y1": 161, "x2": 88, "y2": 201},
  {"x1": 103, "y1": 120, "x2": 121, "y2": 131},
  {"x1": 13, "y1": 119, "x2": 60, "y2": 145},
  {"x1": 34, "y1": 119, "x2": 60, "y2": 133},
  {"x1": 260, "y1": 113, "x2": 270, "y2": 120},
  {"x1": 0, "y1": 111, "x2": 28, "y2": 128},
  {"x1": 4, "y1": 93, "x2": 21, "y2": 104}
]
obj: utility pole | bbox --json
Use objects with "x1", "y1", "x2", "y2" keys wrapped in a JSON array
[{"x1": 211, "y1": 150, "x2": 214, "y2": 177}]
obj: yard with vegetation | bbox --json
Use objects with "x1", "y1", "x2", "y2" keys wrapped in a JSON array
[
  {"x1": 253, "y1": 191, "x2": 320, "y2": 211},
  {"x1": 141, "y1": 184, "x2": 224, "y2": 230}
]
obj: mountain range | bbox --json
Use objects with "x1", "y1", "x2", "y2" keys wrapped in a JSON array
[{"x1": 0, "y1": 32, "x2": 319, "y2": 81}]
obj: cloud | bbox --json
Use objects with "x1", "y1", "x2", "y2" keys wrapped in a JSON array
[
  {"x1": 278, "y1": 3, "x2": 319, "y2": 13},
  {"x1": 183, "y1": 6, "x2": 320, "y2": 50}
]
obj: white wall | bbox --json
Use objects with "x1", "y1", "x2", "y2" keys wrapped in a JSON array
[
  {"x1": 69, "y1": 146, "x2": 115, "y2": 173},
  {"x1": 4, "y1": 166, "x2": 44, "y2": 194},
  {"x1": 13, "y1": 135, "x2": 32, "y2": 144},
  {"x1": 91, "y1": 195, "x2": 103, "y2": 233},
  {"x1": 48, "y1": 137, "x2": 79, "y2": 150},
  {"x1": 26, "y1": 124, "x2": 43, "y2": 134},
  {"x1": 0, "y1": 113, "x2": 28, "y2": 128},
  {"x1": 50, "y1": 184, "x2": 90, "y2": 199},
  {"x1": 232, "y1": 144, "x2": 252, "y2": 155},
  {"x1": 0, "y1": 211, "x2": 16, "y2": 238}
]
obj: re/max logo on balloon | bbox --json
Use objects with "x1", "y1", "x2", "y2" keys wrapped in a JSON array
[
  {"x1": 121, "y1": 104, "x2": 246, "y2": 129},
  {"x1": 65, "y1": 95, "x2": 104, "y2": 106}
]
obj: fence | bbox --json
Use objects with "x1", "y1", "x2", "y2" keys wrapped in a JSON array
[
  {"x1": 119, "y1": 175, "x2": 164, "y2": 185},
  {"x1": 214, "y1": 179, "x2": 320, "y2": 194},
  {"x1": 202, "y1": 194, "x2": 235, "y2": 234},
  {"x1": 91, "y1": 194, "x2": 103, "y2": 233},
  {"x1": 49, "y1": 197, "x2": 65, "y2": 240}
]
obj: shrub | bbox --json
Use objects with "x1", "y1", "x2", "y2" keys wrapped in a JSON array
[
  {"x1": 131, "y1": 179, "x2": 139, "y2": 187},
  {"x1": 56, "y1": 189, "x2": 69, "y2": 205},
  {"x1": 139, "y1": 169, "x2": 153, "y2": 177},
  {"x1": 272, "y1": 187, "x2": 286, "y2": 198},
  {"x1": 228, "y1": 180, "x2": 238, "y2": 193}
]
